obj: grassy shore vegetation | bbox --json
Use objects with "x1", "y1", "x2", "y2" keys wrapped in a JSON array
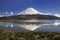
[{"x1": 0, "y1": 29, "x2": 60, "y2": 40}]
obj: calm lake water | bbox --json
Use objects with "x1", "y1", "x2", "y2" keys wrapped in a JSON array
[{"x1": 0, "y1": 20, "x2": 60, "y2": 32}]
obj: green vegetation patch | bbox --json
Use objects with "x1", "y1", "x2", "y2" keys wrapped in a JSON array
[{"x1": 0, "y1": 29, "x2": 60, "y2": 40}]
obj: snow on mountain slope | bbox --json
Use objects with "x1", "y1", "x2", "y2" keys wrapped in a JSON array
[
  {"x1": 54, "y1": 14, "x2": 60, "y2": 17},
  {"x1": 18, "y1": 7, "x2": 59, "y2": 16},
  {"x1": 18, "y1": 7, "x2": 44, "y2": 15}
]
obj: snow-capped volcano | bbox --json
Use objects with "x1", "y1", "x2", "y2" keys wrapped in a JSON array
[
  {"x1": 18, "y1": 7, "x2": 42, "y2": 15},
  {"x1": 17, "y1": 7, "x2": 52, "y2": 15},
  {"x1": 0, "y1": 7, "x2": 60, "y2": 20},
  {"x1": 17, "y1": 7, "x2": 60, "y2": 17}
]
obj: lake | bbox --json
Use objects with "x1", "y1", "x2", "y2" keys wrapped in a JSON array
[{"x1": 0, "y1": 20, "x2": 60, "y2": 32}]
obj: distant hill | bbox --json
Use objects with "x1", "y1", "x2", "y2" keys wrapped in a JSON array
[
  {"x1": 0, "y1": 7, "x2": 60, "y2": 21},
  {"x1": 0, "y1": 14, "x2": 60, "y2": 21}
]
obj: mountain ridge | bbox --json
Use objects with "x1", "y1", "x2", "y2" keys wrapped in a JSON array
[{"x1": 0, "y1": 7, "x2": 60, "y2": 20}]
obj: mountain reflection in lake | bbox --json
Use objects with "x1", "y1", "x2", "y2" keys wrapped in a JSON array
[{"x1": 0, "y1": 20, "x2": 60, "y2": 32}]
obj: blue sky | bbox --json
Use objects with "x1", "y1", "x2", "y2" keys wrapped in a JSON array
[{"x1": 0, "y1": 0, "x2": 60, "y2": 14}]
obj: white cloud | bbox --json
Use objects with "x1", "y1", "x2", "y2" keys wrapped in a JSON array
[
  {"x1": 1, "y1": 11, "x2": 14, "y2": 16},
  {"x1": 0, "y1": 15, "x2": 4, "y2": 17},
  {"x1": 10, "y1": 12, "x2": 14, "y2": 15}
]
